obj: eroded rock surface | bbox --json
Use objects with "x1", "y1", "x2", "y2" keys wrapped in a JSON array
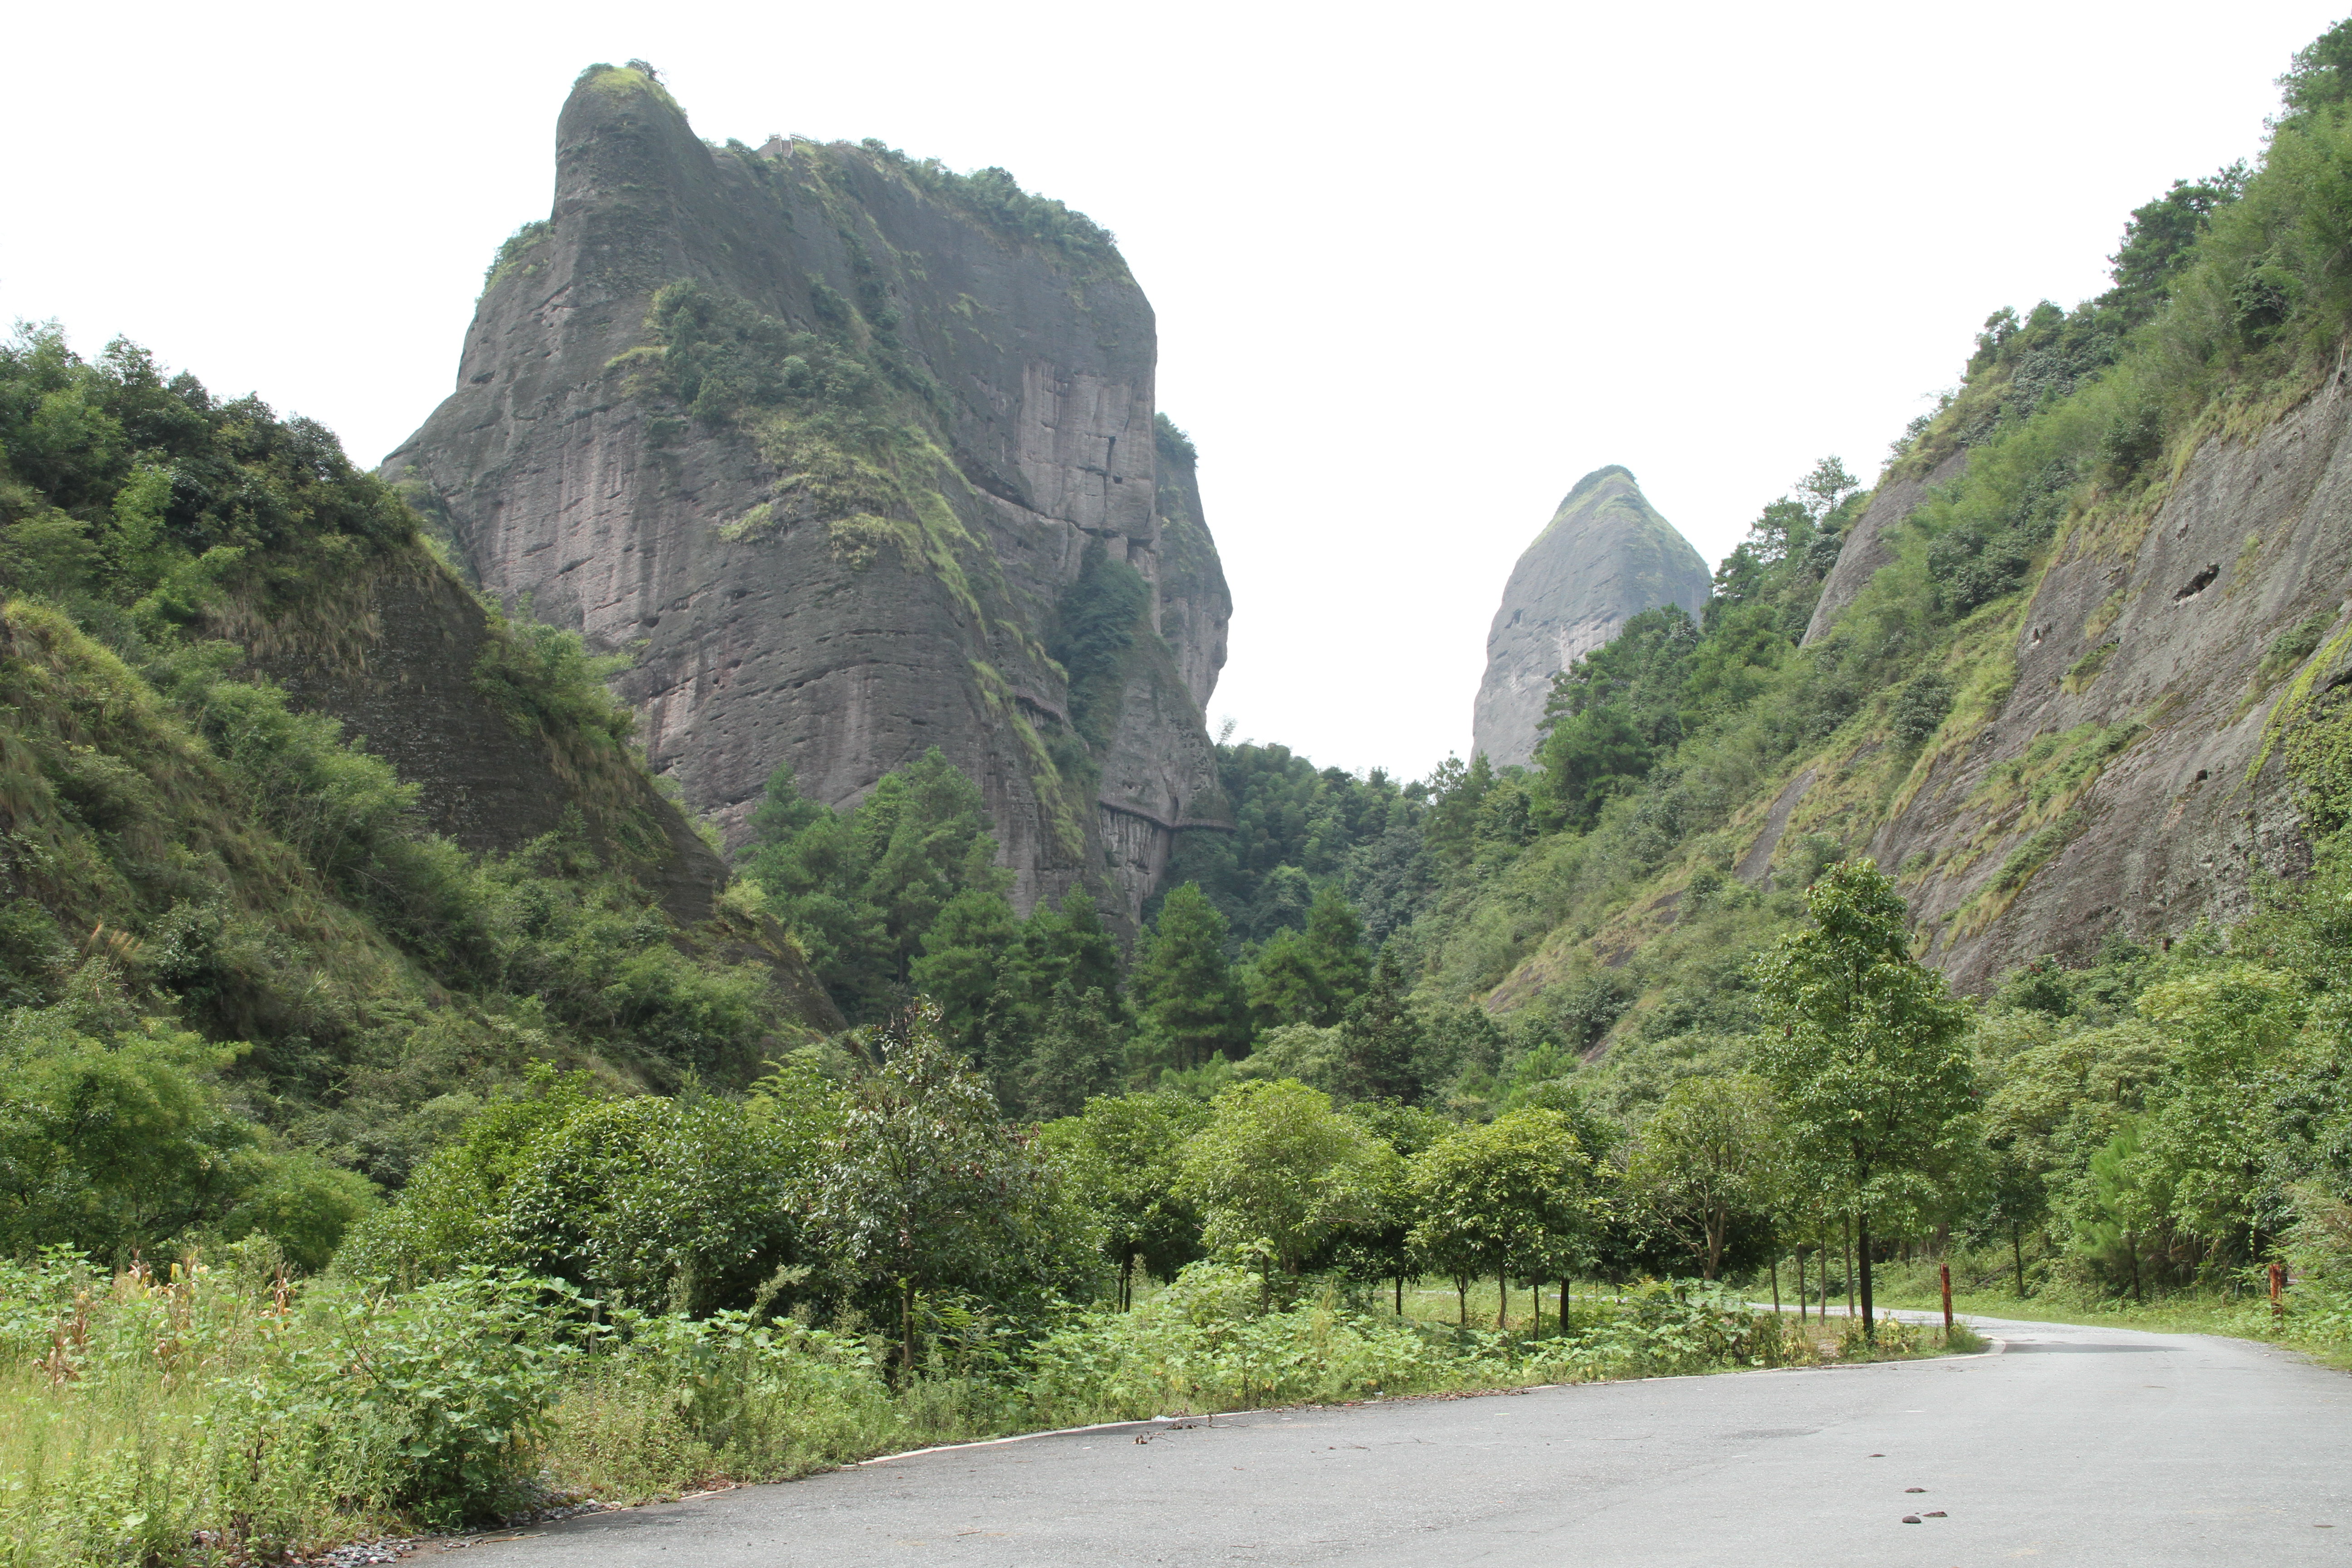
[
  {"x1": 1472, "y1": 467, "x2": 1711, "y2": 768},
  {"x1": 384, "y1": 66, "x2": 1229, "y2": 923},
  {"x1": 1860, "y1": 377, "x2": 2352, "y2": 988}
]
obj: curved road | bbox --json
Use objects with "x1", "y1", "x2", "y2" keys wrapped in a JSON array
[{"x1": 476, "y1": 1315, "x2": 2349, "y2": 1566}]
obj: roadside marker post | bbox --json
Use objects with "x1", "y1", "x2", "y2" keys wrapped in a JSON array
[{"x1": 1940, "y1": 1263, "x2": 1953, "y2": 1339}]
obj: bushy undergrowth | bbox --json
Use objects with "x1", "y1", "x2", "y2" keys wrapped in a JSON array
[
  {"x1": 0, "y1": 1251, "x2": 1830, "y2": 1566},
  {"x1": 0, "y1": 1248, "x2": 574, "y2": 1566}
]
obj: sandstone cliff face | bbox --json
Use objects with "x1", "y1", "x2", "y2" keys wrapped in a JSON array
[
  {"x1": 1152, "y1": 417, "x2": 1230, "y2": 711},
  {"x1": 1791, "y1": 375, "x2": 2352, "y2": 990},
  {"x1": 1472, "y1": 467, "x2": 1712, "y2": 768},
  {"x1": 383, "y1": 66, "x2": 1229, "y2": 923}
]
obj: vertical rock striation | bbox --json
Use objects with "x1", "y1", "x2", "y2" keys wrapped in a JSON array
[
  {"x1": 383, "y1": 65, "x2": 1230, "y2": 924},
  {"x1": 1471, "y1": 467, "x2": 1711, "y2": 768}
]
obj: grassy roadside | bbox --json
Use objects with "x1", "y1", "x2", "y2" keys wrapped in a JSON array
[{"x1": 0, "y1": 1259, "x2": 1861, "y2": 1568}]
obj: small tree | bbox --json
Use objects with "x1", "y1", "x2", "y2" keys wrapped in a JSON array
[
  {"x1": 1408, "y1": 1108, "x2": 1597, "y2": 1328},
  {"x1": 1036, "y1": 1091, "x2": 1208, "y2": 1308},
  {"x1": 1174, "y1": 1079, "x2": 1387, "y2": 1291},
  {"x1": 1625, "y1": 1073, "x2": 1786, "y2": 1280},
  {"x1": 1334, "y1": 1099, "x2": 1454, "y2": 1312},
  {"x1": 811, "y1": 1004, "x2": 1075, "y2": 1372},
  {"x1": 1754, "y1": 860, "x2": 1975, "y2": 1336}
]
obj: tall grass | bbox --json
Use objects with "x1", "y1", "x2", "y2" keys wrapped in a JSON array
[{"x1": 0, "y1": 1252, "x2": 1831, "y2": 1565}]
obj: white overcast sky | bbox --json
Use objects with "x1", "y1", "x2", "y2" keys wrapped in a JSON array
[{"x1": 6, "y1": 1, "x2": 2342, "y2": 780}]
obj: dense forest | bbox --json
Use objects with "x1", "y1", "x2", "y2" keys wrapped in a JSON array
[{"x1": 6, "y1": 20, "x2": 2352, "y2": 1563}]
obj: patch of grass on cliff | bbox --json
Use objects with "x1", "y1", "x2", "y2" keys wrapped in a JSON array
[{"x1": 481, "y1": 220, "x2": 551, "y2": 296}]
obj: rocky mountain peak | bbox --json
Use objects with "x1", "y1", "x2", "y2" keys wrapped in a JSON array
[
  {"x1": 1471, "y1": 467, "x2": 1711, "y2": 768},
  {"x1": 383, "y1": 67, "x2": 1229, "y2": 927}
]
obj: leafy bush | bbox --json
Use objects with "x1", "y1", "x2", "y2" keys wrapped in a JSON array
[
  {"x1": 0, "y1": 1252, "x2": 572, "y2": 1562},
  {"x1": 338, "y1": 1068, "x2": 830, "y2": 1316},
  {"x1": 1889, "y1": 671, "x2": 1955, "y2": 750}
]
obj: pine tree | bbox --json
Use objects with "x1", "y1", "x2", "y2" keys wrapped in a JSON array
[
  {"x1": 1299, "y1": 887, "x2": 1373, "y2": 1017},
  {"x1": 1335, "y1": 946, "x2": 1421, "y2": 1103},
  {"x1": 1132, "y1": 883, "x2": 1249, "y2": 1070},
  {"x1": 909, "y1": 887, "x2": 1019, "y2": 1060},
  {"x1": 1019, "y1": 982, "x2": 1126, "y2": 1119}
]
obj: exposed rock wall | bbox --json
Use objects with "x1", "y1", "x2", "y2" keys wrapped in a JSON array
[
  {"x1": 1858, "y1": 375, "x2": 2352, "y2": 989},
  {"x1": 383, "y1": 66, "x2": 1230, "y2": 924},
  {"x1": 1152, "y1": 420, "x2": 1230, "y2": 711},
  {"x1": 1472, "y1": 467, "x2": 1712, "y2": 768},
  {"x1": 1803, "y1": 450, "x2": 1969, "y2": 645}
]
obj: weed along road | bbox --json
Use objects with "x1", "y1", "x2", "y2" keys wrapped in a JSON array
[{"x1": 475, "y1": 1316, "x2": 2350, "y2": 1567}]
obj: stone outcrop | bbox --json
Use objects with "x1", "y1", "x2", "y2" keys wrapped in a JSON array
[
  {"x1": 1472, "y1": 467, "x2": 1711, "y2": 768},
  {"x1": 1830, "y1": 375, "x2": 2352, "y2": 990},
  {"x1": 1803, "y1": 450, "x2": 1969, "y2": 644},
  {"x1": 383, "y1": 65, "x2": 1230, "y2": 924}
]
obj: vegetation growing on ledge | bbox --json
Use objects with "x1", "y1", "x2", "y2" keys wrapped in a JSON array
[{"x1": 854, "y1": 137, "x2": 1126, "y2": 278}]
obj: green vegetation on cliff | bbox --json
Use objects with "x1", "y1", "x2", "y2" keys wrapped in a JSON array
[{"x1": 0, "y1": 326, "x2": 826, "y2": 1268}]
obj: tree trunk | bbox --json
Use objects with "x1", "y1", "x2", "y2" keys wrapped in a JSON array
[
  {"x1": 2012, "y1": 1224, "x2": 2025, "y2": 1299},
  {"x1": 1558, "y1": 1276, "x2": 1569, "y2": 1336},
  {"x1": 1770, "y1": 1257, "x2": 1779, "y2": 1316},
  {"x1": 2127, "y1": 1230, "x2": 2142, "y2": 1303},
  {"x1": 1456, "y1": 1276, "x2": 1467, "y2": 1326},
  {"x1": 1395, "y1": 1274, "x2": 1403, "y2": 1315},
  {"x1": 1497, "y1": 1269, "x2": 1508, "y2": 1331},
  {"x1": 1120, "y1": 1252, "x2": 1135, "y2": 1312},
  {"x1": 1857, "y1": 1210, "x2": 1875, "y2": 1338},
  {"x1": 1705, "y1": 1205, "x2": 1723, "y2": 1280},
  {"x1": 902, "y1": 1281, "x2": 917, "y2": 1378},
  {"x1": 1842, "y1": 1215, "x2": 1855, "y2": 1322},
  {"x1": 1797, "y1": 1250, "x2": 1807, "y2": 1322}
]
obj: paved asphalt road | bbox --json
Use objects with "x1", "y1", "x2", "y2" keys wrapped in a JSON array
[{"x1": 476, "y1": 1314, "x2": 2349, "y2": 1566}]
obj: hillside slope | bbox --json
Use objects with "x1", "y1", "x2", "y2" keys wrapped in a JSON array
[
  {"x1": 1412, "y1": 71, "x2": 2352, "y2": 1069},
  {"x1": 385, "y1": 64, "x2": 1230, "y2": 925},
  {"x1": 0, "y1": 328, "x2": 838, "y2": 1187}
]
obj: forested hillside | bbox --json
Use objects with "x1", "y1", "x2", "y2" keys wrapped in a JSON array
[
  {"x1": 8, "y1": 23, "x2": 2352, "y2": 1563},
  {"x1": 0, "y1": 328, "x2": 837, "y2": 1266}
]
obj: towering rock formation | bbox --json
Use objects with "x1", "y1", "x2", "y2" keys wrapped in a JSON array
[
  {"x1": 384, "y1": 65, "x2": 1230, "y2": 923},
  {"x1": 1471, "y1": 467, "x2": 1712, "y2": 768}
]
